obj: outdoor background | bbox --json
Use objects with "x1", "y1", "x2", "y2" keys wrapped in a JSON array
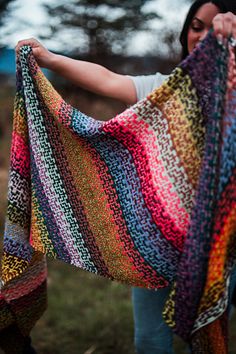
[{"x1": 0, "y1": 0, "x2": 236, "y2": 353}]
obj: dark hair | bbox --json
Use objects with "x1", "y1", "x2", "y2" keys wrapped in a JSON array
[{"x1": 180, "y1": 0, "x2": 236, "y2": 60}]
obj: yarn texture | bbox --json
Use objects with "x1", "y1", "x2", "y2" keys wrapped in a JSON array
[{"x1": 0, "y1": 32, "x2": 235, "y2": 353}]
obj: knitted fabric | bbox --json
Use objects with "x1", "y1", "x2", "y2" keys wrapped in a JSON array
[{"x1": 0, "y1": 32, "x2": 235, "y2": 353}]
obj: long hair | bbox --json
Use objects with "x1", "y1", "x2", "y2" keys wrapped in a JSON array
[{"x1": 180, "y1": 0, "x2": 236, "y2": 60}]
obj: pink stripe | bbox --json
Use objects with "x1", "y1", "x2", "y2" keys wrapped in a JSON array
[
  {"x1": 3, "y1": 269, "x2": 47, "y2": 301},
  {"x1": 11, "y1": 132, "x2": 30, "y2": 178},
  {"x1": 103, "y1": 110, "x2": 189, "y2": 250},
  {"x1": 132, "y1": 115, "x2": 189, "y2": 232}
]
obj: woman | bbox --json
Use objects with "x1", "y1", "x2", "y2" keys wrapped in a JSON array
[{"x1": 16, "y1": 1, "x2": 236, "y2": 353}]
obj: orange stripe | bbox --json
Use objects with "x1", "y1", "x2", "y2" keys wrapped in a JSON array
[
  {"x1": 198, "y1": 204, "x2": 236, "y2": 311},
  {"x1": 59, "y1": 122, "x2": 148, "y2": 287},
  {"x1": 30, "y1": 192, "x2": 56, "y2": 258}
]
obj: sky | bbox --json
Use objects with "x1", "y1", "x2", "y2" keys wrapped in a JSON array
[{"x1": 0, "y1": 0, "x2": 190, "y2": 55}]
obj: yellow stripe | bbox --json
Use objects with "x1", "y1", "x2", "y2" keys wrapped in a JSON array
[
  {"x1": 59, "y1": 122, "x2": 148, "y2": 287},
  {"x1": 31, "y1": 191, "x2": 56, "y2": 258},
  {"x1": 149, "y1": 70, "x2": 203, "y2": 188}
]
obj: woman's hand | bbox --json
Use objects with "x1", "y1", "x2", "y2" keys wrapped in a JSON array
[
  {"x1": 15, "y1": 38, "x2": 55, "y2": 68},
  {"x1": 212, "y1": 12, "x2": 236, "y2": 44}
]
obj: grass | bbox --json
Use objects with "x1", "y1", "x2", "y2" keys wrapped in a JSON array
[
  {"x1": 30, "y1": 260, "x2": 236, "y2": 354},
  {"x1": 32, "y1": 261, "x2": 135, "y2": 354},
  {"x1": 0, "y1": 81, "x2": 236, "y2": 354}
]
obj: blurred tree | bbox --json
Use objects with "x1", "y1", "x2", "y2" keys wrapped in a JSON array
[
  {"x1": 43, "y1": 0, "x2": 160, "y2": 57},
  {"x1": 145, "y1": 0, "x2": 193, "y2": 61},
  {"x1": 0, "y1": 0, "x2": 14, "y2": 25}
]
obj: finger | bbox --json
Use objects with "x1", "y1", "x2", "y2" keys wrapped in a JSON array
[
  {"x1": 213, "y1": 13, "x2": 235, "y2": 46},
  {"x1": 212, "y1": 14, "x2": 224, "y2": 37},
  {"x1": 223, "y1": 13, "x2": 234, "y2": 37},
  {"x1": 15, "y1": 40, "x2": 28, "y2": 53},
  {"x1": 212, "y1": 18, "x2": 224, "y2": 45},
  {"x1": 213, "y1": 13, "x2": 235, "y2": 36},
  {"x1": 15, "y1": 38, "x2": 38, "y2": 53},
  {"x1": 232, "y1": 16, "x2": 236, "y2": 39}
]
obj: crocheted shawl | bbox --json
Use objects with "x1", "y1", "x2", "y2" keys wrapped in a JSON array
[{"x1": 0, "y1": 32, "x2": 235, "y2": 353}]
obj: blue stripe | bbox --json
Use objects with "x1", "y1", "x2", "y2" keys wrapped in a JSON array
[{"x1": 30, "y1": 150, "x2": 71, "y2": 263}]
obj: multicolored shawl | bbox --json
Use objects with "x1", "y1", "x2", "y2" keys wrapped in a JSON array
[{"x1": 0, "y1": 31, "x2": 235, "y2": 353}]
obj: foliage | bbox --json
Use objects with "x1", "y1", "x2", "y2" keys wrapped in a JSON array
[
  {"x1": 0, "y1": 0, "x2": 14, "y2": 26},
  {"x1": 42, "y1": 0, "x2": 160, "y2": 56}
]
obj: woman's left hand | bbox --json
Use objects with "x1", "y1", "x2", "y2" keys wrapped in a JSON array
[{"x1": 212, "y1": 12, "x2": 236, "y2": 43}]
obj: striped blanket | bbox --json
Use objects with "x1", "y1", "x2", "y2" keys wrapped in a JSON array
[{"x1": 0, "y1": 32, "x2": 235, "y2": 353}]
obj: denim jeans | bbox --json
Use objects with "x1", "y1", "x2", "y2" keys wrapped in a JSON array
[
  {"x1": 132, "y1": 286, "x2": 174, "y2": 354},
  {"x1": 132, "y1": 265, "x2": 236, "y2": 354}
]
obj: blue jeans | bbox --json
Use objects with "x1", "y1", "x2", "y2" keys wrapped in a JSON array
[
  {"x1": 132, "y1": 286, "x2": 174, "y2": 354},
  {"x1": 132, "y1": 265, "x2": 236, "y2": 354}
]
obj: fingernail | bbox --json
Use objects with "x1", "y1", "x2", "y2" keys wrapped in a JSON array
[
  {"x1": 229, "y1": 37, "x2": 236, "y2": 47},
  {"x1": 217, "y1": 34, "x2": 223, "y2": 46}
]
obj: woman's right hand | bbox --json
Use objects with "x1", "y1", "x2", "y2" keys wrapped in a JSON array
[{"x1": 15, "y1": 38, "x2": 55, "y2": 68}]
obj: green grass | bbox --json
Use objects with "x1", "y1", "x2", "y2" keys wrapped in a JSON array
[
  {"x1": 30, "y1": 260, "x2": 236, "y2": 354},
  {"x1": 31, "y1": 260, "x2": 135, "y2": 354}
]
